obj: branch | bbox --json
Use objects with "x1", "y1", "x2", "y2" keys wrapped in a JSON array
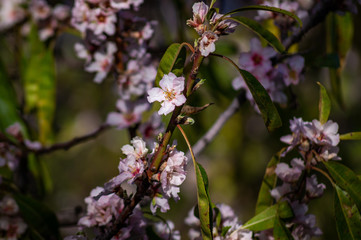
[
  {"x1": 190, "y1": 94, "x2": 245, "y2": 157},
  {"x1": 33, "y1": 124, "x2": 111, "y2": 155},
  {"x1": 283, "y1": 0, "x2": 339, "y2": 51}
]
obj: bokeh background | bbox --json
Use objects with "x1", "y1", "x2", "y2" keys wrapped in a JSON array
[{"x1": 2, "y1": 0, "x2": 361, "y2": 239}]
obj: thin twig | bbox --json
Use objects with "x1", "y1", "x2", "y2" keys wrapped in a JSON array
[
  {"x1": 34, "y1": 124, "x2": 111, "y2": 155},
  {"x1": 190, "y1": 94, "x2": 244, "y2": 157}
]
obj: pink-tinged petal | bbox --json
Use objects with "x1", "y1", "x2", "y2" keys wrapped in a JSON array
[
  {"x1": 159, "y1": 74, "x2": 174, "y2": 91},
  {"x1": 171, "y1": 94, "x2": 186, "y2": 106},
  {"x1": 280, "y1": 134, "x2": 293, "y2": 144},
  {"x1": 172, "y1": 77, "x2": 185, "y2": 92},
  {"x1": 115, "y1": 99, "x2": 129, "y2": 113},
  {"x1": 133, "y1": 102, "x2": 149, "y2": 115},
  {"x1": 232, "y1": 76, "x2": 244, "y2": 90},
  {"x1": 94, "y1": 71, "x2": 107, "y2": 83},
  {"x1": 159, "y1": 101, "x2": 175, "y2": 115},
  {"x1": 147, "y1": 87, "x2": 165, "y2": 103},
  {"x1": 85, "y1": 62, "x2": 99, "y2": 72},
  {"x1": 106, "y1": 112, "x2": 125, "y2": 126},
  {"x1": 289, "y1": 55, "x2": 304, "y2": 73},
  {"x1": 323, "y1": 121, "x2": 339, "y2": 135},
  {"x1": 169, "y1": 173, "x2": 186, "y2": 186},
  {"x1": 121, "y1": 145, "x2": 135, "y2": 156},
  {"x1": 262, "y1": 47, "x2": 277, "y2": 59},
  {"x1": 250, "y1": 38, "x2": 262, "y2": 52}
]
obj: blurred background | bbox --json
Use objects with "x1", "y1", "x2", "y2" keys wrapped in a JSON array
[{"x1": 1, "y1": 0, "x2": 361, "y2": 239}]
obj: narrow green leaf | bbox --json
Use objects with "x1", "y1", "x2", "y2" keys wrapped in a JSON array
[
  {"x1": 210, "y1": 54, "x2": 282, "y2": 130},
  {"x1": 273, "y1": 216, "x2": 294, "y2": 240},
  {"x1": 239, "y1": 69, "x2": 282, "y2": 131},
  {"x1": 334, "y1": 185, "x2": 361, "y2": 240},
  {"x1": 195, "y1": 162, "x2": 213, "y2": 239},
  {"x1": 224, "y1": 5, "x2": 302, "y2": 27},
  {"x1": 255, "y1": 148, "x2": 285, "y2": 214},
  {"x1": 210, "y1": 0, "x2": 217, "y2": 9},
  {"x1": 340, "y1": 132, "x2": 361, "y2": 141},
  {"x1": 324, "y1": 161, "x2": 361, "y2": 213},
  {"x1": 317, "y1": 82, "x2": 331, "y2": 125},
  {"x1": 14, "y1": 193, "x2": 61, "y2": 239},
  {"x1": 243, "y1": 201, "x2": 293, "y2": 231},
  {"x1": 154, "y1": 43, "x2": 187, "y2": 86},
  {"x1": 22, "y1": 24, "x2": 55, "y2": 144},
  {"x1": 228, "y1": 16, "x2": 284, "y2": 53}
]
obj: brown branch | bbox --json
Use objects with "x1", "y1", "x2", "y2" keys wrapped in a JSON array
[{"x1": 34, "y1": 124, "x2": 111, "y2": 155}]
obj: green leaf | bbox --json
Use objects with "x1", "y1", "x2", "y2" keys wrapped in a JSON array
[
  {"x1": 22, "y1": 24, "x2": 56, "y2": 144},
  {"x1": 317, "y1": 82, "x2": 331, "y2": 125},
  {"x1": 255, "y1": 148, "x2": 285, "y2": 214},
  {"x1": 14, "y1": 193, "x2": 61, "y2": 239},
  {"x1": 154, "y1": 43, "x2": 187, "y2": 86},
  {"x1": 0, "y1": 58, "x2": 27, "y2": 134},
  {"x1": 195, "y1": 162, "x2": 213, "y2": 239},
  {"x1": 228, "y1": 16, "x2": 285, "y2": 53},
  {"x1": 326, "y1": 13, "x2": 353, "y2": 108},
  {"x1": 334, "y1": 185, "x2": 361, "y2": 240},
  {"x1": 324, "y1": 161, "x2": 361, "y2": 213},
  {"x1": 340, "y1": 132, "x2": 361, "y2": 141},
  {"x1": 273, "y1": 216, "x2": 294, "y2": 240},
  {"x1": 224, "y1": 5, "x2": 302, "y2": 27},
  {"x1": 221, "y1": 226, "x2": 232, "y2": 237},
  {"x1": 239, "y1": 69, "x2": 282, "y2": 131},
  {"x1": 243, "y1": 201, "x2": 293, "y2": 231},
  {"x1": 210, "y1": 0, "x2": 217, "y2": 9}
]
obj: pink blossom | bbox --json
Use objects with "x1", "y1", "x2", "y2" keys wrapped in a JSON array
[
  {"x1": 199, "y1": 31, "x2": 218, "y2": 57},
  {"x1": 106, "y1": 99, "x2": 149, "y2": 129},
  {"x1": 304, "y1": 120, "x2": 340, "y2": 147},
  {"x1": 160, "y1": 149, "x2": 187, "y2": 200},
  {"x1": 30, "y1": 0, "x2": 51, "y2": 21},
  {"x1": 186, "y1": 2, "x2": 209, "y2": 35},
  {"x1": 74, "y1": 42, "x2": 91, "y2": 63},
  {"x1": 89, "y1": 9, "x2": 116, "y2": 36},
  {"x1": 275, "y1": 158, "x2": 305, "y2": 183},
  {"x1": 53, "y1": 4, "x2": 70, "y2": 21},
  {"x1": 85, "y1": 42, "x2": 117, "y2": 83},
  {"x1": 78, "y1": 189, "x2": 123, "y2": 227},
  {"x1": 0, "y1": 0, "x2": 26, "y2": 31},
  {"x1": 210, "y1": 13, "x2": 238, "y2": 35},
  {"x1": 278, "y1": 55, "x2": 304, "y2": 86},
  {"x1": 153, "y1": 220, "x2": 181, "y2": 240},
  {"x1": 110, "y1": 0, "x2": 143, "y2": 10},
  {"x1": 150, "y1": 194, "x2": 170, "y2": 214},
  {"x1": 147, "y1": 72, "x2": 186, "y2": 115},
  {"x1": 139, "y1": 113, "x2": 164, "y2": 146},
  {"x1": 306, "y1": 175, "x2": 326, "y2": 198},
  {"x1": 71, "y1": 0, "x2": 92, "y2": 34},
  {"x1": 0, "y1": 216, "x2": 27, "y2": 239},
  {"x1": 270, "y1": 182, "x2": 292, "y2": 201},
  {"x1": 0, "y1": 195, "x2": 19, "y2": 215},
  {"x1": 121, "y1": 136, "x2": 148, "y2": 160}
]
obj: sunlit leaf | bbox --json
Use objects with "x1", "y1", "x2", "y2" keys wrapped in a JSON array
[
  {"x1": 334, "y1": 185, "x2": 361, "y2": 240},
  {"x1": 273, "y1": 216, "x2": 294, "y2": 240},
  {"x1": 243, "y1": 201, "x2": 293, "y2": 231},
  {"x1": 324, "y1": 161, "x2": 361, "y2": 212},
  {"x1": 255, "y1": 148, "x2": 285, "y2": 214},
  {"x1": 195, "y1": 162, "x2": 213, "y2": 239},
  {"x1": 317, "y1": 82, "x2": 331, "y2": 125},
  {"x1": 224, "y1": 5, "x2": 302, "y2": 27},
  {"x1": 14, "y1": 193, "x2": 61, "y2": 239},
  {"x1": 228, "y1": 16, "x2": 285, "y2": 53},
  {"x1": 22, "y1": 24, "x2": 55, "y2": 144},
  {"x1": 154, "y1": 43, "x2": 187, "y2": 86},
  {"x1": 340, "y1": 132, "x2": 361, "y2": 141},
  {"x1": 239, "y1": 69, "x2": 282, "y2": 131}
]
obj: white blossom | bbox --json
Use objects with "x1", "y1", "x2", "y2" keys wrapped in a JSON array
[
  {"x1": 199, "y1": 31, "x2": 218, "y2": 57},
  {"x1": 147, "y1": 72, "x2": 186, "y2": 115},
  {"x1": 275, "y1": 158, "x2": 305, "y2": 183}
]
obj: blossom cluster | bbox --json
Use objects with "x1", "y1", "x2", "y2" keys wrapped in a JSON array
[
  {"x1": 232, "y1": 38, "x2": 305, "y2": 111},
  {"x1": 255, "y1": 0, "x2": 313, "y2": 30},
  {"x1": 187, "y1": 2, "x2": 238, "y2": 56},
  {"x1": 0, "y1": 0, "x2": 70, "y2": 41},
  {"x1": 185, "y1": 203, "x2": 253, "y2": 240},
  {"x1": 0, "y1": 195, "x2": 27, "y2": 239},
  {"x1": 76, "y1": 137, "x2": 186, "y2": 239},
  {"x1": 72, "y1": 0, "x2": 161, "y2": 139},
  {"x1": 265, "y1": 117, "x2": 340, "y2": 239}
]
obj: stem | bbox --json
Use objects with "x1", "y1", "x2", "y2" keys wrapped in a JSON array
[
  {"x1": 177, "y1": 125, "x2": 197, "y2": 167},
  {"x1": 311, "y1": 166, "x2": 335, "y2": 186},
  {"x1": 147, "y1": 51, "x2": 204, "y2": 178}
]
